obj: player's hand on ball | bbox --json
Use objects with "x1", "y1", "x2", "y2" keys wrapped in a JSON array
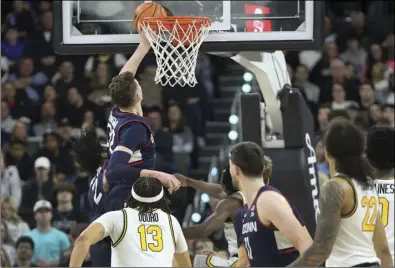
[
  {"x1": 139, "y1": 31, "x2": 150, "y2": 50},
  {"x1": 152, "y1": 171, "x2": 180, "y2": 193},
  {"x1": 174, "y1": 173, "x2": 188, "y2": 187}
]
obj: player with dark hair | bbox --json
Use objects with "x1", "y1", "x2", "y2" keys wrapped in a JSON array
[
  {"x1": 289, "y1": 119, "x2": 392, "y2": 267},
  {"x1": 104, "y1": 31, "x2": 179, "y2": 199},
  {"x1": 229, "y1": 141, "x2": 312, "y2": 267},
  {"x1": 175, "y1": 156, "x2": 272, "y2": 267},
  {"x1": 69, "y1": 177, "x2": 191, "y2": 267},
  {"x1": 367, "y1": 126, "x2": 394, "y2": 264}
]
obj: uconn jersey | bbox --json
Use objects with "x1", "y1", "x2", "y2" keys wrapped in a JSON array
[
  {"x1": 88, "y1": 168, "x2": 107, "y2": 221},
  {"x1": 107, "y1": 106, "x2": 155, "y2": 169},
  {"x1": 240, "y1": 186, "x2": 303, "y2": 267}
]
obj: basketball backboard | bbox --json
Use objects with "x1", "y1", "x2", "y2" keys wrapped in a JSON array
[{"x1": 53, "y1": 0, "x2": 324, "y2": 55}]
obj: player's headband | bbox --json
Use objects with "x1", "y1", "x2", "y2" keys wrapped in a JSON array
[{"x1": 131, "y1": 186, "x2": 164, "y2": 203}]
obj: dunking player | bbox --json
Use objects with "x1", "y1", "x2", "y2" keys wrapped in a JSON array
[
  {"x1": 176, "y1": 156, "x2": 273, "y2": 267},
  {"x1": 367, "y1": 126, "x2": 394, "y2": 265},
  {"x1": 289, "y1": 119, "x2": 392, "y2": 267},
  {"x1": 104, "y1": 30, "x2": 180, "y2": 198},
  {"x1": 229, "y1": 141, "x2": 313, "y2": 267},
  {"x1": 69, "y1": 177, "x2": 191, "y2": 267}
]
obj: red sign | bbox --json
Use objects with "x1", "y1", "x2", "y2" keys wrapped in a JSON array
[{"x1": 244, "y1": 4, "x2": 272, "y2": 32}]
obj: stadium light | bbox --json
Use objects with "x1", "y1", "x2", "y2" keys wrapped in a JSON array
[
  {"x1": 229, "y1": 115, "x2": 239, "y2": 124},
  {"x1": 191, "y1": 213, "x2": 201, "y2": 223},
  {"x1": 210, "y1": 167, "x2": 218, "y2": 176},
  {"x1": 243, "y1": 72, "x2": 253, "y2": 82},
  {"x1": 242, "y1": 84, "x2": 252, "y2": 93},
  {"x1": 228, "y1": 130, "x2": 238, "y2": 141},
  {"x1": 200, "y1": 193, "x2": 210, "y2": 203}
]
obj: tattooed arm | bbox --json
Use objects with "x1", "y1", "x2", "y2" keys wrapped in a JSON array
[{"x1": 288, "y1": 180, "x2": 345, "y2": 267}]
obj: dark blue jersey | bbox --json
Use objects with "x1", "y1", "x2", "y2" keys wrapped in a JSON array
[
  {"x1": 106, "y1": 106, "x2": 155, "y2": 169},
  {"x1": 88, "y1": 168, "x2": 107, "y2": 221},
  {"x1": 241, "y1": 185, "x2": 305, "y2": 267},
  {"x1": 234, "y1": 204, "x2": 248, "y2": 248}
]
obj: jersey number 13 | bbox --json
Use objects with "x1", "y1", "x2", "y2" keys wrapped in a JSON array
[{"x1": 138, "y1": 225, "x2": 163, "y2": 252}]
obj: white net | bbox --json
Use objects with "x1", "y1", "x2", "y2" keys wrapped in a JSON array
[{"x1": 140, "y1": 17, "x2": 211, "y2": 87}]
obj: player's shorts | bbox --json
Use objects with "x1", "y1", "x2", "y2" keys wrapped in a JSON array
[
  {"x1": 193, "y1": 254, "x2": 238, "y2": 267},
  {"x1": 90, "y1": 237, "x2": 111, "y2": 267}
]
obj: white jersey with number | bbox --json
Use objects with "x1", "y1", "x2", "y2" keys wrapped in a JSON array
[
  {"x1": 94, "y1": 208, "x2": 188, "y2": 267},
  {"x1": 375, "y1": 178, "x2": 394, "y2": 262},
  {"x1": 326, "y1": 178, "x2": 380, "y2": 267},
  {"x1": 224, "y1": 191, "x2": 245, "y2": 257}
]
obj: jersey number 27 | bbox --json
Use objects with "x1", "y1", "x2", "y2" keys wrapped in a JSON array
[
  {"x1": 138, "y1": 225, "x2": 163, "y2": 252},
  {"x1": 362, "y1": 196, "x2": 390, "y2": 231}
]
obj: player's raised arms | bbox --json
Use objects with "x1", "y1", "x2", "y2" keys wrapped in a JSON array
[{"x1": 119, "y1": 31, "x2": 150, "y2": 75}]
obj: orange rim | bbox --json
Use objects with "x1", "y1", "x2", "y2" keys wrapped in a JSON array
[{"x1": 140, "y1": 16, "x2": 212, "y2": 31}]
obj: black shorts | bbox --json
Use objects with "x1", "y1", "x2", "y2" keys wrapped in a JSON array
[{"x1": 90, "y1": 237, "x2": 111, "y2": 267}]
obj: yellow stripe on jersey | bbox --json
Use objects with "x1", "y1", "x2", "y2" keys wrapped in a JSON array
[
  {"x1": 230, "y1": 259, "x2": 238, "y2": 267},
  {"x1": 168, "y1": 214, "x2": 176, "y2": 247},
  {"x1": 112, "y1": 209, "x2": 128, "y2": 247},
  {"x1": 205, "y1": 255, "x2": 214, "y2": 267}
]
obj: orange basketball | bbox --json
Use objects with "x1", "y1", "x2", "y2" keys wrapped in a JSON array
[{"x1": 133, "y1": 2, "x2": 167, "y2": 31}]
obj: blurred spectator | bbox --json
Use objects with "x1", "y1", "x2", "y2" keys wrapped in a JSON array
[
  {"x1": 320, "y1": 58, "x2": 360, "y2": 103},
  {"x1": 52, "y1": 183, "x2": 88, "y2": 234},
  {"x1": 87, "y1": 63, "x2": 112, "y2": 105},
  {"x1": 363, "y1": 43, "x2": 391, "y2": 85},
  {"x1": 8, "y1": 57, "x2": 49, "y2": 103},
  {"x1": 2, "y1": 27, "x2": 25, "y2": 64},
  {"x1": 56, "y1": 119, "x2": 74, "y2": 153},
  {"x1": 2, "y1": 56, "x2": 10, "y2": 83},
  {"x1": 146, "y1": 106, "x2": 174, "y2": 172},
  {"x1": 58, "y1": 87, "x2": 104, "y2": 129},
  {"x1": 1, "y1": 198, "x2": 30, "y2": 244},
  {"x1": 376, "y1": 72, "x2": 394, "y2": 105},
  {"x1": 4, "y1": 139, "x2": 34, "y2": 181},
  {"x1": 1, "y1": 100, "x2": 16, "y2": 143},
  {"x1": 19, "y1": 157, "x2": 54, "y2": 228},
  {"x1": 3, "y1": 0, "x2": 36, "y2": 37},
  {"x1": 52, "y1": 61, "x2": 84, "y2": 102},
  {"x1": 1, "y1": 220, "x2": 16, "y2": 266},
  {"x1": 26, "y1": 200, "x2": 70, "y2": 266},
  {"x1": 368, "y1": 104, "x2": 383, "y2": 125},
  {"x1": 337, "y1": 10, "x2": 371, "y2": 51},
  {"x1": 309, "y1": 42, "x2": 339, "y2": 86},
  {"x1": 84, "y1": 54, "x2": 126, "y2": 78},
  {"x1": 315, "y1": 136, "x2": 329, "y2": 177},
  {"x1": 33, "y1": 102, "x2": 57, "y2": 136},
  {"x1": 382, "y1": 104, "x2": 395, "y2": 127},
  {"x1": 359, "y1": 82, "x2": 376, "y2": 110},
  {"x1": 1, "y1": 153, "x2": 22, "y2": 208},
  {"x1": 11, "y1": 121, "x2": 28, "y2": 144},
  {"x1": 13, "y1": 236, "x2": 36, "y2": 267},
  {"x1": 293, "y1": 64, "x2": 320, "y2": 104},
  {"x1": 331, "y1": 83, "x2": 358, "y2": 110},
  {"x1": 2, "y1": 81, "x2": 35, "y2": 121},
  {"x1": 59, "y1": 223, "x2": 92, "y2": 267},
  {"x1": 24, "y1": 11, "x2": 56, "y2": 77},
  {"x1": 316, "y1": 104, "x2": 331, "y2": 135},
  {"x1": 323, "y1": 17, "x2": 337, "y2": 44},
  {"x1": 340, "y1": 34, "x2": 367, "y2": 78},
  {"x1": 139, "y1": 65, "x2": 163, "y2": 108},
  {"x1": 35, "y1": 131, "x2": 75, "y2": 182},
  {"x1": 42, "y1": 84, "x2": 57, "y2": 104},
  {"x1": 167, "y1": 104, "x2": 194, "y2": 174}
]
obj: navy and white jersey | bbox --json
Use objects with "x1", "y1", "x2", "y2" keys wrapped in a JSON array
[
  {"x1": 107, "y1": 106, "x2": 155, "y2": 169},
  {"x1": 88, "y1": 168, "x2": 108, "y2": 221},
  {"x1": 240, "y1": 185, "x2": 304, "y2": 267},
  {"x1": 234, "y1": 204, "x2": 248, "y2": 248}
]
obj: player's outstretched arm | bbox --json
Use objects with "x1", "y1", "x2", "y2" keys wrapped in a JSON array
[
  {"x1": 119, "y1": 32, "x2": 150, "y2": 75},
  {"x1": 372, "y1": 212, "x2": 393, "y2": 267},
  {"x1": 69, "y1": 223, "x2": 105, "y2": 267},
  {"x1": 174, "y1": 173, "x2": 227, "y2": 199},
  {"x1": 287, "y1": 180, "x2": 345, "y2": 267},
  {"x1": 182, "y1": 198, "x2": 241, "y2": 240},
  {"x1": 171, "y1": 215, "x2": 192, "y2": 267},
  {"x1": 258, "y1": 191, "x2": 313, "y2": 253}
]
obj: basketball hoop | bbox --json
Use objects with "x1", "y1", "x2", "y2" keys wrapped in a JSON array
[{"x1": 139, "y1": 16, "x2": 212, "y2": 87}]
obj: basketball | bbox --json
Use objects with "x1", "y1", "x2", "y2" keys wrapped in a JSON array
[{"x1": 133, "y1": 2, "x2": 167, "y2": 31}]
